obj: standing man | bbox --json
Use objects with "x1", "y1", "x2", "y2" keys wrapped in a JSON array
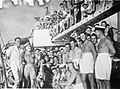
[
  {"x1": 80, "y1": 33, "x2": 97, "y2": 89},
  {"x1": 63, "y1": 43, "x2": 71, "y2": 64},
  {"x1": 95, "y1": 26, "x2": 115, "y2": 89},
  {"x1": 6, "y1": 37, "x2": 22, "y2": 88},
  {"x1": 69, "y1": 38, "x2": 82, "y2": 69},
  {"x1": 91, "y1": 33, "x2": 98, "y2": 51},
  {"x1": 24, "y1": 44, "x2": 36, "y2": 88},
  {"x1": 45, "y1": 7, "x2": 51, "y2": 16}
]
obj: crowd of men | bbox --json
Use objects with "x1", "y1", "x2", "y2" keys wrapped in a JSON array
[
  {"x1": 34, "y1": 0, "x2": 104, "y2": 37},
  {"x1": 0, "y1": 19, "x2": 117, "y2": 89},
  {"x1": 48, "y1": 0, "x2": 113, "y2": 38}
]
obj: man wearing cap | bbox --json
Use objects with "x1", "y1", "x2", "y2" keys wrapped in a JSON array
[
  {"x1": 95, "y1": 26, "x2": 115, "y2": 89},
  {"x1": 80, "y1": 32, "x2": 97, "y2": 89}
]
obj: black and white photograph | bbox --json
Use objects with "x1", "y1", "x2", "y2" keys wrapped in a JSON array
[{"x1": 0, "y1": 0, "x2": 120, "y2": 89}]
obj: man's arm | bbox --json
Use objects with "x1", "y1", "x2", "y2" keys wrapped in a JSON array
[
  {"x1": 69, "y1": 51, "x2": 73, "y2": 62},
  {"x1": 78, "y1": 48, "x2": 83, "y2": 59},
  {"x1": 106, "y1": 39, "x2": 116, "y2": 55},
  {"x1": 60, "y1": 72, "x2": 77, "y2": 85},
  {"x1": 6, "y1": 47, "x2": 12, "y2": 58},
  {"x1": 90, "y1": 41, "x2": 97, "y2": 61}
]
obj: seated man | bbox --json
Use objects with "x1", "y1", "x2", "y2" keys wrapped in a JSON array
[
  {"x1": 52, "y1": 68, "x2": 61, "y2": 89},
  {"x1": 60, "y1": 62, "x2": 84, "y2": 89}
]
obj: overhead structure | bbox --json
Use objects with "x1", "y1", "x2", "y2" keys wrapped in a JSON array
[
  {"x1": 0, "y1": 0, "x2": 50, "y2": 8},
  {"x1": 51, "y1": 1, "x2": 120, "y2": 42}
]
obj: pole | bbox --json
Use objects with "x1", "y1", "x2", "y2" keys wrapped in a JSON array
[
  {"x1": 0, "y1": 33, "x2": 5, "y2": 47},
  {"x1": 0, "y1": 44, "x2": 8, "y2": 88}
]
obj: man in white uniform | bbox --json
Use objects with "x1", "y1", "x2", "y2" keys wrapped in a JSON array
[
  {"x1": 6, "y1": 37, "x2": 22, "y2": 88},
  {"x1": 95, "y1": 26, "x2": 115, "y2": 89}
]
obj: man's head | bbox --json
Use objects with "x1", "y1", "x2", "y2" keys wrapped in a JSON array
[
  {"x1": 63, "y1": 0, "x2": 67, "y2": 7},
  {"x1": 25, "y1": 44, "x2": 32, "y2": 52},
  {"x1": 91, "y1": 33, "x2": 97, "y2": 44},
  {"x1": 44, "y1": 55, "x2": 49, "y2": 63},
  {"x1": 82, "y1": 3, "x2": 88, "y2": 9},
  {"x1": 53, "y1": 51, "x2": 57, "y2": 56},
  {"x1": 59, "y1": 3, "x2": 64, "y2": 8},
  {"x1": 35, "y1": 49, "x2": 41, "y2": 54},
  {"x1": 52, "y1": 68, "x2": 57, "y2": 75},
  {"x1": 70, "y1": 38, "x2": 76, "y2": 49},
  {"x1": 86, "y1": 34, "x2": 91, "y2": 41},
  {"x1": 49, "y1": 50, "x2": 53, "y2": 57},
  {"x1": 80, "y1": 33, "x2": 86, "y2": 41},
  {"x1": 53, "y1": 56, "x2": 58, "y2": 65},
  {"x1": 60, "y1": 64, "x2": 66, "y2": 73},
  {"x1": 95, "y1": 26, "x2": 105, "y2": 38},
  {"x1": 101, "y1": 21, "x2": 107, "y2": 28},
  {"x1": 46, "y1": 7, "x2": 48, "y2": 10},
  {"x1": 14, "y1": 37, "x2": 21, "y2": 47},
  {"x1": 86, "y1": 26, "x2": 92, "y2": 35},
  {"x1": 76, "y1": 37, "x2": 82, "y2": 47},
  {"x1": 65, "y1": 43, "x2": 71, "y2": 52},
  {"x1": 54, "y1": 10, "x2": 57, "y2": 15},
  {"x1": 35, "y1": 49, "x2": 42, "y2": 59},
  {"x1": 54, "y1": 47, "x2": 59, "y2": 52}
]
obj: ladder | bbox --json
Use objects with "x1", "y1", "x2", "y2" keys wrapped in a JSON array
[{"x1": 0, "y1": 44, "x2": 8, "y2": 88}]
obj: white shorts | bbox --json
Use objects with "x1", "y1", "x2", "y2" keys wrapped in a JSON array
[
  {"x1": 95, "y1": 53, "x2": 112, "y2": 80},
  {"x1": 80, "y1": 53, "x2": 94, "y2": 74}
]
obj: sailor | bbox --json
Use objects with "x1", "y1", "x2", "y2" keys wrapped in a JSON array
[
  {"x1": 95, "y1": 26, "x2": 115, "y2": 89},
  {"x1": 80, "y1": 32, "x2": 97, "y2": 89}
]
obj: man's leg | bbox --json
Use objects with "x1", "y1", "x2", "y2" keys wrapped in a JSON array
[
  {"x1": 104, "y1": 80, "x2": 111, "y2": 89},
  {"x1": 11, "y1": 65, "x2": 20, "y2": 88},
  {"x1": 96, "y1": 79, "x2": 103, "y2": 89},
  {"x1": 88, "y1": 73, "x2": 95, "y2": 89},
  {"x1": 81, "y1": 74, "x2": 87, "y2": 89},
  {"x1": 96, "y1": 79, "x2": 100, "y2": 89},
  {"x1": 30, "y1": 66, "x2": 36, "y2": 88}
]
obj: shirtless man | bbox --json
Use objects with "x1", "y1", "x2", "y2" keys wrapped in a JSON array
[
  {"x1": 60, "y1": 62, "x2": 84, "y2": 89},
  {"x1": 63, "y1": 43, "x2": 71, "y2": 63},
  {"x1": 80, "y1": 33, "x2": 97, "y2": 89},
  {"x1": 24, "y1": 44, "x2": 36, "y2": 88},
  {"x1": 69, "y1": 38, "x2": 82, "y2": 69},
  {"x1": 95, "y1": 26, "x2": 115, "y2": 89}
]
